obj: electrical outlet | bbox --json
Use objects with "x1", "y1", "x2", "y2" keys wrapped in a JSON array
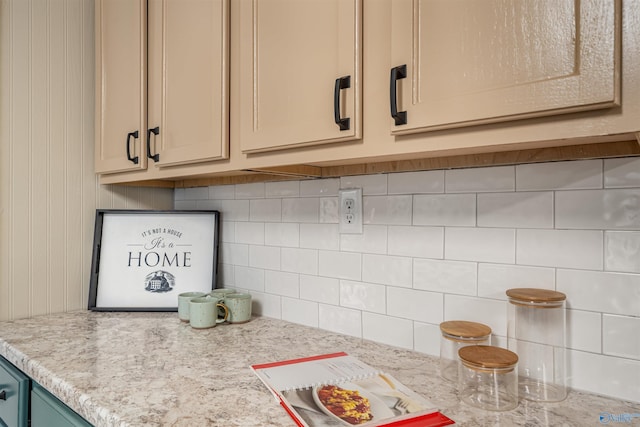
[{"x1": 339, "y1": 188, "x2": 363, "y2": 234}]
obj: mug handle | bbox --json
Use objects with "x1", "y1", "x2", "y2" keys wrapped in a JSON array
[{"x1": 216, "y1": 303, "x2": 229, "y2": 323}]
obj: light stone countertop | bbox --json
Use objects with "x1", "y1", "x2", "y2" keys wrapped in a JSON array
[{"x1": 0, "y1": 311, "x2": 637, "y2": 426}]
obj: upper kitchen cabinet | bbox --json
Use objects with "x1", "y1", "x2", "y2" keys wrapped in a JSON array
[
  {"x1": 95, "y1": 0, "x2": 229, "y2": 175},
  {"x1": 95, "y1": 0, "x2": 147, "y2": 174},
  {"x1": 389, "y1": 0, "x2": 621, "y2": 135},
  {"x1": 236, "y1": 0, "x2": 362, "y2": 153}
]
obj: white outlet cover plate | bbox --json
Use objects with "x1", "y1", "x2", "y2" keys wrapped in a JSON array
[{"x1": 339, "y1": 188, "x2": 363, "y2": 234}]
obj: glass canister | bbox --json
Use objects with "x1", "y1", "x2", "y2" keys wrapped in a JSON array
[
  {"x1": 439, "y1": 321, "x2": 491, "y2": 382},
  {"x1": 506, "y1": 288, "x2": 567, "y2": 402},
  {"x1": 458, "y1": 345, "x2": 519, "y2": 411}
]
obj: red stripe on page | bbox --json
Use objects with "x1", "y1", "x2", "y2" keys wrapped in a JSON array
[
  {"x1": 380, "y1": 411, "x2": 455, "y2": 427},
  {"x1": 251, "y1": 352, "x2": 348, "y2": 370},
  {"x1": 280, "y1": 400, "x2": 306, "y2": 427}
]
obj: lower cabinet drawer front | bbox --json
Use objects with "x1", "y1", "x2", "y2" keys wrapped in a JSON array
[
  {"x1": 31, "y1": 383, "x2": 92, "y2": 427},
  {"x1": 0, "y1": 356, "x2": 29, "y2": 427}
]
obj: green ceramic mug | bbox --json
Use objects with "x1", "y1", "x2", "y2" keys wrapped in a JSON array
[
  {"x1": 189, "y1": 296, "x2": 229, "y2": 329},
  {"x1": 224, "y1": 293, "x2": 252, "y2": 324},
  {"x1": 177, "y1": 292, "x2": 207, "y2": 322}
]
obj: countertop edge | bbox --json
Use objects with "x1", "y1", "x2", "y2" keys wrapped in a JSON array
[{"x1": 1, "y1": 338, "x2": 128, "y2": 427}]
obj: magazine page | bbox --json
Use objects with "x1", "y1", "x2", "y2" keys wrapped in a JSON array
[
  {"x1": 252, "y1": 352, "x2": 381, "y2": 393},
  {"x1": 281, "y1": 373, "x2": 439, "y2": 427},
  {"x1": 251, "y1": 353, "x2": 455, "y2": 427}
]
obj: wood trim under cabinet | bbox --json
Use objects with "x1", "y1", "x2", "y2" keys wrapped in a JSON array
[
  {"x1": 174, "y1": 139, "x2": 640, "y2": 188},
  {"x1": 112, "y1": 139, "x2": 640, "y2": 188}
]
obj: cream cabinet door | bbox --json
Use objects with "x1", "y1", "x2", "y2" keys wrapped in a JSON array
[
  {"x1": 147, "y1": 0, "x2": 229, "y2": 167},
  {"x1": 390, "y1": 0, "x2": 620, "y2": 135},
  {"x1": 95, "y1": 0, "x2": 147, "y2": 173},
  {"x1": 237, "y1": 0, "x2": 361, "y2": 153}
]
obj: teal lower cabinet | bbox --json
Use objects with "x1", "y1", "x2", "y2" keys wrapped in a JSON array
[
  {"x1": 1, "y1": 356, "x2": 92, "y2": 427},
  {"x1": 31, "y1": 382, "x2": 92, "y2": 427},
  {"x1": 0, "y1": 356, "x2": 29, "y2": 427}
]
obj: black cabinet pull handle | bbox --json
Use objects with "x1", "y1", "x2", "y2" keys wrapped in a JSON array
[
  {"x1": 146, "y1": 126, "x2": 160, "y2": 162},
  {"x1": 390, "y1": 64, "x2": 407, "y2": 126},
  {"x1": 334, "y1": 75, "x2": 351, "y2": 131},
  {"x1": 126, "y1": 131, "x2": 139, "y2": 164},
  {"x1": 0, "y1": 390, "x2": 6, "y2": 400}
]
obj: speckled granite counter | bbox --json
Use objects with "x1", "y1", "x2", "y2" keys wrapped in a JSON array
[{"x1": 0, "y1": 311, "x2": 637, "y2": 426}]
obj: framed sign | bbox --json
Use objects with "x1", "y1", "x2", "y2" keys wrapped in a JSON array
[{"x1": 88, "y1": 209, "x2": 220, "y2": 311}]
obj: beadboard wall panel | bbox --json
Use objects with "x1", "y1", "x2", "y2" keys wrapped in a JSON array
[{"x1": 0, "y1": 0, "x2": 174, "y2": 321}]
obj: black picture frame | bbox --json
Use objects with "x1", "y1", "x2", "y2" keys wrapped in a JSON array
[{"x1": 88, "y1": 209, "x2": 220, "y2": 311}]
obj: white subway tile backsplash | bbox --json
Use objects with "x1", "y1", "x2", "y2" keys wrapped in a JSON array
[
  {"x1": 477, "y1": 264, "x2": 555, "y2": 300},
  {"x1": 319, "y1": 197, "x2": 339, "y2": 223},
  {"x1": 249, "y1": 245, "x2": 280, "y2": 270},
  {"x1": 388, "y1": 170, "x2": 445, "y2": 195},
  {"x1": 387, "y1": 287, "x2": 443, "y2": 323},
  {"x1": 300, "y1": 275, "x2": 340, "y2": 305},
  {"x1": 266, "y1": 181, "x2": 300, "y2": 198},
  {"x1": 413, "y1": 194, "x2": 476, "y2": 226},
  {"x1": 478, "y1": 192, "x2": 553, "y2": 228},
  {"x1": 208, "y1": 184, "x2": 235, "y2": 200},
  {"x1": 234, "y1": 266, "x2": 265, "y2": 292},
  {"x1": 300, "y1": 178, "x2": 340, "y2": 197},
  {"x1": 363, "y1": 195, "x2": 412, "y2": 225},
  {"x1": 174, "y1": 200, "x2": 197, "y2": 210},
  {"x1": 265, "y1": 223, "x2": 299, "y2": 248},
  {"x1": 216, "y1": 200, "x2": 250, "y2": 221},
  {"x1": 265, "y1": 270, "x2": 299, "y2": 298},
  {"x1": 281, "y1": 297, "x2": 319, "y2": 328},
  {"x1": 340, "y1": 225, "x2": 387, "y2": 254},
  {"x1": 236, "y1": 182, "x2": 265, "y2": 199},
  {"x1": 517, "y1": 229, "x2": 603, "y2": 270},
  {"x1": 605, "y1": 157, "x2": 640, "y2": 188},
  {"x1": 340, "y1": 280, "x2": 386, "y2": 313},
  {"x1": 603, "y1": 314, "x2": 640, "y2": 359},
  {"x1": 196, "y1": 200, "x2": 218, "y2": 210},
  {"x1": 557, "y1": 269, "x2": 640, "y2": 316},
  {"x1": 300, "y1": 224, "x2": 339, "y2": 250},
  {"x1": 516, "y1": 159, "x2": 603, "y2": 191},
  {"x1": 250, "y1": 199, "x2": 282, "y2": 222},
  {"x1": 220, "y1": 243, "x2": 249, "y2": 267},
  {"x1": 183, "y1": 186, "x2": 209, "y2": 200},
  {"x1": 282, "y1": 198, "x2": 320, "y2": 223},
  {"x1": 281, "y1": 247, "x2": 318, "y2": 275},
  {"x1": 445, "y1": 228, "x2": 515, "y2": 264},
  {"x1": 250, "y1": 291, "x2": 281, "y2": 318},
  {"x1": 184, "y1": 158, "x2": 640, "y2": 402},
  {"x1": 235, "y1": 222, "x2": 265, "y2": 245},
  {"x1": 446, "y1": 166, "x2": 515, "y2": 193},
  {"x1": 362, "y1": 254, "x2": 412, "y2": 288},
  {"x1": 388, "y1": 226, "x2": 444, "y2": 259},
  {"x1": 605, "y1": 231, "x2": 640, "y2": 273},
  {"x1": 318, "y1": 250, "x2": 361, "y2": 281},
  {"x1": 413, "y1": 259, "x2": 477, "y2": 296},
  {"x1": 444, "y1": 295, "x2": 507, "y2": 337},
  {"x1": 414, "y1": 322, "x2": 441, "y2": 356},
  {"x1": 362, "y1": 312, "x2": 414, "y2": 350},
  {"x1": 340, "y1": 174, "x2": 388, "y2": 195},
  {"x1": 566, "y1": 309, "x2": 602, "y2": 353},
  {"x1": 568, "y1": 349, "x2": 640, "y2": 402},
  {"x1": 319, "y1": 304, "x2": 362, "y2": 338},
  {"x1": 556, "y1": 189, "x2": 640, "y2": 230},
  {"x1": 218, "y1": 263, "x2": 234, "y2": 287},
  {"x1": 220, "y1": 221, "x2": 235, "y2": 243}
]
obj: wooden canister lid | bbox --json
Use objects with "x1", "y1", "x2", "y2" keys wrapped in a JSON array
[
  {"x1": 506, "y1": 288, "x2": 566, "y2": 304},
  {"x1": 440, "y1": 321, "x2": 491, "y2": 339},
  {"x1": 458, "y1": 345, "x2": 518, "y2": 370}
]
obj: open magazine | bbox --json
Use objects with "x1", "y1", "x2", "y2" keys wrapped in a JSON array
[{"x1": 251, "y1": 352, "x2": 455, "y2": 427}]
